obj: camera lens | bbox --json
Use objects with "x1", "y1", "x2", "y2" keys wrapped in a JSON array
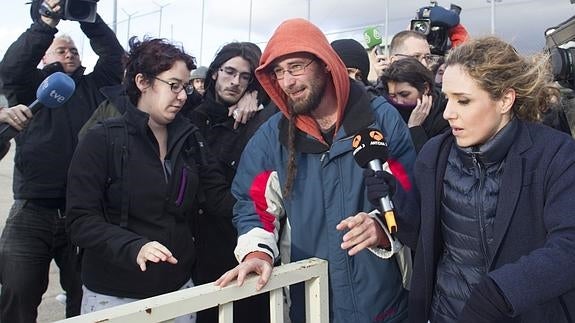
[
  {"x1": 549, "y1": 47, "x2": 575, "y2": 89},
  {"x1": 412, "y1": 21, "x2": 430, "y2": 35}
]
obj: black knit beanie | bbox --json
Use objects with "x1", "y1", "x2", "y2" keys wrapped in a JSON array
[{"x1": 331, "y1": 39, "x2": 370, "y2": 83}]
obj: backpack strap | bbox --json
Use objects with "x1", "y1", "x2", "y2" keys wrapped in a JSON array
[{"x1": 103, "y1": 118, "x2": 130, "y2": 228}]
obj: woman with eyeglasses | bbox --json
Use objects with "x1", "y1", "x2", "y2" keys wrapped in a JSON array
[
  {"x1": 379, "y1": 57, "x2": 449, "y2": 153},
  {"x1": 65, "y1": 37, "x2": 234, "y2": 321}
]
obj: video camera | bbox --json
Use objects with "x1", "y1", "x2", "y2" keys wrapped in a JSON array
[
  {"x1": 545, "y1": 14, "x2": 575, "y2": 90},
  {"x1": 32, "y1": 0, "x2": 99, "y2": 23},
  {"x1": 410, "y1": 1, "x2": 461, "y2": 56}
]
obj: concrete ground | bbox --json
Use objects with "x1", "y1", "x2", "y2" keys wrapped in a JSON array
[{"x1": 0, "y1": 142, "x2": 65, "y2": 322}]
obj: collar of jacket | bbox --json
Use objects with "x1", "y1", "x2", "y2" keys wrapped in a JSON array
[
  {"x1": 123, "y1": 101, "x2": 197, "y2": 156},
  {"x1": 100, "y1": 84, "x2": 130, "y2": 114},
  {"x1": 278, "y1": 80, "x2": 375, "y2": 154},
  {"x1": 457, "y1": 117, "x2": 519, "y2": 168},
  {"x1": 196, "y1": 89, "x2": 235, "y2": 124},
  {"x1": 41, "y1": 62, "x2": 86, "y2": 83}
]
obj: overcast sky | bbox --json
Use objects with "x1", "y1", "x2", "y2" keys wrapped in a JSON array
[{"x1": 0, "y1": 0, "x2": 573, "y2": 71}]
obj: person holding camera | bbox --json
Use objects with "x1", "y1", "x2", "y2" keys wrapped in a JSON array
[{"x1": 0, "y1": 0, "x2": 124, "y2": 321}]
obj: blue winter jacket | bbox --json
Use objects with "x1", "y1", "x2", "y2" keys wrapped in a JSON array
[{"x1": 232, "y1": 81, "x2": 416, "y2": 323}]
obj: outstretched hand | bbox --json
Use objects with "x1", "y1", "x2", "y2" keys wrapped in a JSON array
[
  {"x1": 136, "y1": 241, "x2": 178, "y2": 272},
  {"x1": 336, "y1": 212, "x2": 388, "y2": 256},
  {"x1": 215, "y1": 252, "x2": 273, "y2": 291}
]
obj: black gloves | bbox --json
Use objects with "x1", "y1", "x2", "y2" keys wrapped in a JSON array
[
  {"x1": 363, "y1": 169, "x2": 396, "y2": 210},
  {"x1": 457, "y1": 277, "x2": 512, "y2": 323}
]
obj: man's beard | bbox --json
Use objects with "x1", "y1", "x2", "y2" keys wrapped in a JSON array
[{"x1": 288, "y1": 78, "x2": 327, "y2": 115}]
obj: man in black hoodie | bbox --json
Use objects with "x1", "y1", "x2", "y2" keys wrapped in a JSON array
[
  {"x1": 0, "y1": 0, "x2": 124, "y2": 321},
  {"x1": 188, "y1": 41, "x2": 276, "y2": 323}
]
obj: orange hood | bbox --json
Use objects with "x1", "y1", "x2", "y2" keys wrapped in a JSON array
[{"x1": 256, "y1": 18, "x2": 350, "y2": 144}]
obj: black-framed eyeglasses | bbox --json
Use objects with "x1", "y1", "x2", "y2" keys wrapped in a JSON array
[
  {"x1": 271, "y1": 60, "x2": 315, "y2": 80},
  {"x1": 394, "y1": 53, "x2": 441, "y2": 64},
  {"x1": 219, "y1": 66, "x2": 253, "y2": 85},
  {"x1": 154, "y1": 77, "x2": 194, "y2": 95}
]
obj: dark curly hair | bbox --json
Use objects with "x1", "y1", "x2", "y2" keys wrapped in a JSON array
[
  {"x1": 380, "y1": 57, "x2": 435, "y2": 96},
  {"x1": 204, "y1": 41, "x2": 262, "y2": 95},
  {"x1": 123, "y1": 36, "x2": 196, "y2": 106}
]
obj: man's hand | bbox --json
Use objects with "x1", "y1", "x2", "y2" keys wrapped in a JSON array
[
  {"x1": 136, "y1": 241, "x2": 178, "y2": 272},
  {"x1": 39, "y1": 0, "x2": 62, "y2": 28},
  {"x1": 371, "y1": 47, "x2": 389, "y2": 77},
  {"x1": 228, "y1": 90, "x2": 261, "y2": 129},
  {"x1": 336, "y1": 212, "x2": 389, "y2": 256},
  {"x1": 215, "y1": 251, "x2": 273, "y2": 291},
  {"x1": 0, "y1": 105, "x2": 33, "y2": 131},
  {"x1": 407, "y1": 94, "x2": 433, "y2": 128}
]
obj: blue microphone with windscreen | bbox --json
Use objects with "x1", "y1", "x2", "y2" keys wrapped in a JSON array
[{"x1": 0, "y1": 72, "x2": 75, "y2": 143}]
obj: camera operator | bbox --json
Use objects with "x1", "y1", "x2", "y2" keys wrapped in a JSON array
[{"x1": 0, "y1": 0, "x2": 124, "y2": 321}]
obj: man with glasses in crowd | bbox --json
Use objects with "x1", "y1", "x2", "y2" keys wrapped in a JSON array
[
  {"x1": 373, "y1": 30, "x2": 441, "y2": 77},
  {"x1": 216, "y1": 19, "x2": 416, "y2": 323},
  {"x1": 0, "y1": 0, "x2": 124, "y2": 321},
  {"x1": 188, "y1": 41, "x2": 275, "y2": 323}
]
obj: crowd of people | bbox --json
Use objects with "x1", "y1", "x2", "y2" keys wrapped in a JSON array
[{"x1": 0, "y1": 1, "x2": 574, "y2": 322}]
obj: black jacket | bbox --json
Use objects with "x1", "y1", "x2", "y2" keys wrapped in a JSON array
[
  {"x1": 188, "y1": 92, "x2": 277, "y2": 323},
  {"x1": 0, "y1": 16, "x2": 124, "y2": 200},
  {"x1": 66, "y1": 103, "x2": 234, "y2": 299}
]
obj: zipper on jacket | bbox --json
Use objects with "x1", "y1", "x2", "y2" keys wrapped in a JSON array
[
  {"x1": 320, "y1": 151, "x2": 329, "y2": 165},
  {"x1": 175, "y1": 166, "x2": 188, "y2": 207},
  {"x1": 472, "y1": 153, "x2": 490, "y2": 270}
]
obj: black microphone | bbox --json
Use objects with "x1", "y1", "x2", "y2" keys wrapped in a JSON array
[
  {"x1": 0, "y1": 72, "x2": 76, "y2": 144},
  {"x1": 352, "y1": 128, "x2": 397, "y2": 234}
]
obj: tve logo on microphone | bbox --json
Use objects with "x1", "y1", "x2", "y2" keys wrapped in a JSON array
[
  {"x1": 35, "y1": 72, "x2": 76, "y2": 108},
  {"x1": 50, "y1": 89, "x2": 67, "y2": 103}
]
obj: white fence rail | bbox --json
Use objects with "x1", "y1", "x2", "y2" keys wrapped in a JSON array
[{"x1": 56, "y1": 257, "x2": 329, "y2": 323}]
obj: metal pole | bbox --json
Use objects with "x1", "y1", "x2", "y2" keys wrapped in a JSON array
[
  {"x1": 248, "y1": 0, "x2": 253, "y2": 41},
  {"x1": 153, "y1": 2, "x2": 170, "y2": 38},
  {"x1": 122, "y1": 9, "x2": 137, "y2": 47},
  {"x1": 385, "y1": 0, "x2": 389, "y2": 56},
  {"x1": 491, "y1": 0, "x2": 495, "y2": 34},
  {"x1": 112, "y1": 0, "x2": 118, "y2": 34},
  {"x1": 199, "y1": 0, "x2": 205, "y2": 64},
  {"x1": 307, "y1": 0, "x2": 310, "y2": 21},
  {"x1": 159, "y1": 8, "x2": 163, "y2": 37}
]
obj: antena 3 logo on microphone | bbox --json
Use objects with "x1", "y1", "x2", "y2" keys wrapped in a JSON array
[
  {"x1": 352, "y1": 128, "x2": 389, "y2": 168},
  {"x1": 36, "y1": 72, "x2": 76, "y2": 108}
]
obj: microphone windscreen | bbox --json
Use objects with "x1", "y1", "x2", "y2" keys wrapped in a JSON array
[
  {"x1": 36, "y1": 72, "x2": 76, "y2": 108},
  {"x1": 363, "y1": 26, "x2": 383, "y2": 49},
  {"x1": 352, "y1": 128, "x2": 389, "y2": 168}
]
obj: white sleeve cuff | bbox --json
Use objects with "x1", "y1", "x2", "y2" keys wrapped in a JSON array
[
  {"x1": 234, "y1": 227, "x2": 278, "y2": 263},
  {"x1": 367, "y1": 209, "x2": 403, "y2": 259}
]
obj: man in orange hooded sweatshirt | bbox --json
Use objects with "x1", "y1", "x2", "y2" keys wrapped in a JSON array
[{"x1": 216, "y1": 19, "x2": 416, "y2": 322}]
